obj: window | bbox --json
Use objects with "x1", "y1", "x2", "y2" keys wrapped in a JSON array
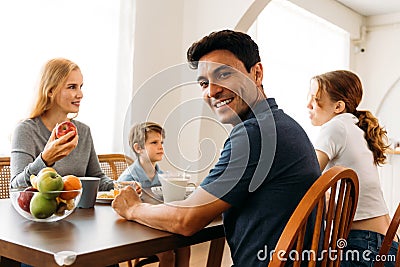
[
  {"x1": 249, "y1": 0, "x2": 350, "y2": 142},
  {"x1": 0, "y1": 0, "x2": 134, "y2": 155}
]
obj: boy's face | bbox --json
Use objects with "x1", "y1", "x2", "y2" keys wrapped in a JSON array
[{"x1": 140, "y1": 131, "x2": 164, "y2": 163}]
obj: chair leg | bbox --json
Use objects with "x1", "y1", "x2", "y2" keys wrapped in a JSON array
[
  {"x1": 134, "y1": 255, "x2": 159, "y2": 267},
  {"x1": 207, "y1": 237, "x2": 225, "y2": 267}
]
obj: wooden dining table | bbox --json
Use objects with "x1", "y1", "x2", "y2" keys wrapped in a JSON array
[{"x1": 0, "y1": 189, "x2": 226, "y2": 267}]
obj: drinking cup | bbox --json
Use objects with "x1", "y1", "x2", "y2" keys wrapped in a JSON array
[
  {"x1": 77, "y1": 177, "x2": 100, "y2": 208},
  {"x1": 159, "y1": 172, "x2": 191, "y2": 203},
  {"x1": 113, "y1": 181, "x2": 139, "y2": 197}
]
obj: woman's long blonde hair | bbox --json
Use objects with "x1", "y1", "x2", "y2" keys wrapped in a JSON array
[
  {"x1": 30, "y1": 58, "x2": 80, "y2": 119},
  {"x1": 312, "y1": 70, "x2": 389, "y2": 165}
]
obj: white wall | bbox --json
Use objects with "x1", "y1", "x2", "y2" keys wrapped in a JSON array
[
  {"x1": 290, "y1": 0, "x2": 364, "y2": 38},
  {"x1": 354, "y1": 13, "x2": 400, "y2": 116},
  {"x1": 379, "y1": 155, "x2": 400, "y2": 215}
]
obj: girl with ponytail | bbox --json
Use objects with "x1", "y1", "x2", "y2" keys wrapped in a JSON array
[{"x1": 307, "y1": 70, "x2": 397, "y2": 267}]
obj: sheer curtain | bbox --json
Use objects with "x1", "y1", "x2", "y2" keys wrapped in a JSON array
[
  {"x1": 249, "y1": 0, "x2": 350, "y2": 142},
  {"x1": 0, "y1": 0, "x2": 135, "y2": 156}
]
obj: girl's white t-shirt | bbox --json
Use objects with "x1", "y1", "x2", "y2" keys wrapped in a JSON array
[{"x1": 314, "y1": 113, "x2": 388, "y2": 221}]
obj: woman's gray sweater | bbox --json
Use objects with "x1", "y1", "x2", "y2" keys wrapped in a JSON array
[{"x1": 10, "y1": 117, "x2": 114, "y2": 191}]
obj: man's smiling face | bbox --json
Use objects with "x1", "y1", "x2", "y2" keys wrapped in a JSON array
[{"x1": 197, "y1": 50, "x2": 260, "y2": 125}]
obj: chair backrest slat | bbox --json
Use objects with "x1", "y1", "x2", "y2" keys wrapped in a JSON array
[
  {"x1": 338, "y1": 183, "x2": 352, "y2": 238},
  {"x1": 311, "y1": 198, "x2": 325, "y2": 253},
  {"x1": 331, "y1": 181, "x2": 346, "y2": 250},
  {"x1": 294, "y1": 225, "x2": 306, "y2": 267}
]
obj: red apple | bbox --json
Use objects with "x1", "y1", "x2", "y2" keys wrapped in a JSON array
[
  {"x1": 17, "y1": 187, "x2": 39, "y2": 213},
  {"x1": 56, "y1": 121, "x2": 77, "y2": 139}
]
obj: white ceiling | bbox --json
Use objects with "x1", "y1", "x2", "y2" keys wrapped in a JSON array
[{"x1": 336, "y1": 0, "x2": 400, "y2": 16}]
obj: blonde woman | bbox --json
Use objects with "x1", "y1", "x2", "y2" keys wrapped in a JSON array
[{"x1": 10, "y1": 58, "x2": 114, "y2": 191}]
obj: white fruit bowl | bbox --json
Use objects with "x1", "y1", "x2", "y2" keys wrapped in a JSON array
[{"x1": 10, "y1": 187, "x2": 82, "y2": 222}]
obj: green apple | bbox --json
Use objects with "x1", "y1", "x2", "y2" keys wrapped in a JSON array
[
  {"x1": 30, "y1": 193, "x2": 58, "y2": 219},
  {"x1": 36, "y1": 171, "x2": 64, "y2": 199},
  {"x1": 37, "y1": 167, "x2": 57, "y2": 177}
]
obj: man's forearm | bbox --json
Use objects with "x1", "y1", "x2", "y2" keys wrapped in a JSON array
[{"x1": 130, "y1": 202, "x2": 194, "y2": 235}]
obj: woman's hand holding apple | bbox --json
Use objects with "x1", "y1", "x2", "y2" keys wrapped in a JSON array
[
  {"x1": 55, "y1": 121, "x2": 77, "y2": 139},
  {"x1": 41, "y1": 127, "x2": 79, "y2": 166}
]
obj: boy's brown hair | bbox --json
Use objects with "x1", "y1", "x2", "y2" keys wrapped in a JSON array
[{"x1": 129, "y1": 122, "x2": 165, "y2": 158}]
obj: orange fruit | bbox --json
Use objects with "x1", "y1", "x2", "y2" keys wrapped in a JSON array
[{"x1": 59, "y1": 175, "x2": 82, "y2": 200}]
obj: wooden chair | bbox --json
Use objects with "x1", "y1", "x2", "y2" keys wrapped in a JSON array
[
  {"x1": 0, "y1": 157, "x2": 11, "y2": 199},
  {"x1": 268, "y1": 166, "x2": 359, "y2": 267},
  {"x1": 97, "y1": 153, "x2": 134, "y2": 180},
  {"x1": 375, "y1": 203, "x2": 400, "y2": 267}
]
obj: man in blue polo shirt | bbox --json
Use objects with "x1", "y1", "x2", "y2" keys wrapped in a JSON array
[{"x1": 112, "y1": 29, "x2": 321, "y2": 266}]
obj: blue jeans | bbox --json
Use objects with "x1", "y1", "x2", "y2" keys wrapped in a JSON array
[{"x1": 341, "y1": 229, "x2": 399, "y2": 267}]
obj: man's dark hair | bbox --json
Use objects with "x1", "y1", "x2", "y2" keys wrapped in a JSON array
[{"x1": 186, "y1": 29, "x2": 261, "y2": 73}]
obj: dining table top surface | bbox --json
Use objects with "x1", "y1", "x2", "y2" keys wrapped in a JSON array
[{"x1": 0, "y1": 189, "x2": 225, "y2": 267}]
